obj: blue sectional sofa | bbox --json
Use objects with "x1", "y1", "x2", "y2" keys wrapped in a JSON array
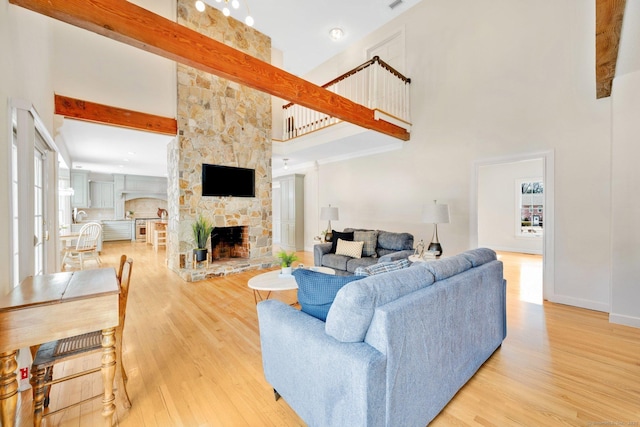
[{"x1": 257, "y1": 248, "x2": 506, "y2": 426}]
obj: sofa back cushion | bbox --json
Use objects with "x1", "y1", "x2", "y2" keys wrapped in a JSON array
[
  {"x1": 293, "y1": 269, "x2": 364, "y2": 321},
  {"x1": 461, "y1": 247, "x2": 497, "y2": 267},
  {"x1": 422, "y1": 255, "x2": 473, "y2": 281},
  {"x1": 376, "y1": 231, "x2": 414, "y2": 257},
  {"x1": 325, "y1": 265, "x2": 435, "y2": 342}
]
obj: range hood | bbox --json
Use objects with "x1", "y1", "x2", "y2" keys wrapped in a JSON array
[{"x1": 120, "y1": 190, "x2": 167, "y2": 201}]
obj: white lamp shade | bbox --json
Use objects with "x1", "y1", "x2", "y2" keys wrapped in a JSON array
[
  {"x1": 422, "y1": 203, "x2": 450, "y2": 224},
  {"x1": 320, "y1": 206, "x2": 339, "y2": 221}
]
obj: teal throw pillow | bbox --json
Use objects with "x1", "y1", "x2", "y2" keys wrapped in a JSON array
[{"x1": 293, "y1": 269, "x2": 364, "y2": 321}]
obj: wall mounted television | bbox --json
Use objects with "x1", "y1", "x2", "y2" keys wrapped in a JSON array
[{"x1": 201, "y1": 164, "x2": 256, "y2": 197}]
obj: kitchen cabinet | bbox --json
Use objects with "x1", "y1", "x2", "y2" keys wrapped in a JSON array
[
  {"x1": 90, "y1": 181, "x2": 114, "y2": 208},
  {"x1": 102, "y1": 220, "x2": 133, "y2": 241},
  {"x1": 71, "y1": 171, "x2": 89, "y2": 208},
  {"x1": 276, "y1": 174, "x2": 304, "y2": 251}
]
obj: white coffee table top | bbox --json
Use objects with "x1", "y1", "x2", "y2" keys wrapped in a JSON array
[{"x1": 248, "y1": 266, "x2": 335, "y2": 292}]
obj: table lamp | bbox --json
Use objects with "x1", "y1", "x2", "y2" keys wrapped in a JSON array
[
  {"x1": 320, "y1": 205, "x2": 339, "y2": 242},
  {"x1": 422, "y1": 200, "x2": 450, "y2": 257}
]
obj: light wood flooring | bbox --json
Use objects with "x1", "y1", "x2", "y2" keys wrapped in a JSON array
[{"x1": 15, "y1": 243, "x2": 640, "y2": 426}]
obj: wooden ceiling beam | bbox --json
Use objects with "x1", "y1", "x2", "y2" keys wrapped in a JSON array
[
  {"x1": 10, "y1": 0, "x2": 410, "y2": 141},
  {"x1": 596, "y1": 0, "x2": 627, "y2": 99},
  {"x1": 54, "y1": 94, "x2": 177, "y2": 135}
]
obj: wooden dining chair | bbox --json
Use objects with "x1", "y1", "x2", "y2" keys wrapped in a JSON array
[
  {"x1": 30, "y1": 255, "x2": 133, "y2": 426},
  {"x1": 60, "y1": 222, "x2": 102, "y2": 271}
]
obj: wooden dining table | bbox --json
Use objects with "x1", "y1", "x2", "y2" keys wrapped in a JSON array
[{"x1": 0, "y1": 268, "x2": 120, "y2": 427}]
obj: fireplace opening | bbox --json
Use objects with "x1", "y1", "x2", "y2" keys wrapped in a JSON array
[{"x1": 210, "y1": 226, "x2": 249, "y2": 261}]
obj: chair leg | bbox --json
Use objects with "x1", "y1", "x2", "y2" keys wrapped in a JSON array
[
  {"x1": 43, "y1": 367, "x2": 53, "y2": 408},
  {"x1": 31, "y1": 366, "x2": 46, "y2": 427}
]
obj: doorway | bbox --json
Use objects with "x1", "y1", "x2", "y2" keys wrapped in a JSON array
[
  {"x1": 472, "y1": 151, "x2": 555, "y2": 301},
  {"x1": 10, "y1": 99, "x2": 58, "y2": 287}
]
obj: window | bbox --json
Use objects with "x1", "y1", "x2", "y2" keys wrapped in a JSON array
[{"x1": 517, "y1": 179, "x2": 543, "y2": 238}]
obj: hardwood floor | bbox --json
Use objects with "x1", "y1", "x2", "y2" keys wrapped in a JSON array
[{"x1": 16, "y1": 244, "x2": 640, "y2": 426}]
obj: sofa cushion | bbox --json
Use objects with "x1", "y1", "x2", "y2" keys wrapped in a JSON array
[
  {"x1": 461, "y1": 247, "x2": 497, "y2": 267},
  {"x1": 346, "y1": 257, "x2": 378, "y2": 273},
  {"x1": 354, "y1": 259, "x2": 411, "y2": 276},
  {"x1": 377, "y1": 230, "x2": 414, "y2": 251},
  {"x1": 330, "y1": 230, "x2": 354, "y2": 253},
  {"x1": 322, "y1": 254, "x2": 350, "y2": 271},
  {"x1": 354, "y1": 230, "x2": 378, "y2": 257},
  {"x1": 325, "y1": 265, "x2": 436, "y2": 342},
  {"x1": 423, "y1": 254, "x2": 473, "y2": 281},
  {"x1": 335, "y1": 239, "x2": 364, "y2": 258},
  {"x1": 293, "y1": 269, "x2": 364, "y2": 321}
]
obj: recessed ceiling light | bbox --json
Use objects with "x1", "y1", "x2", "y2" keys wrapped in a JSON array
[
  {"x1": 127, "y1": 151, "x2": 136, "y2": 156},
  {"x1": 195, "y1": 0, "x2": 205, "y2": 12},
  {"x1": 329, "y1": 27, "x2": 344, "y2": 41}
]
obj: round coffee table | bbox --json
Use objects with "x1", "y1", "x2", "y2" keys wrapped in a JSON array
[{"x1": 248, "y1": 266, "x2": 335, "y2": 303}]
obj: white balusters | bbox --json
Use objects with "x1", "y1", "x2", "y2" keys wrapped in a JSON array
[{"x1": 281, "y1": 57, "x2": 411, "y2": 141}]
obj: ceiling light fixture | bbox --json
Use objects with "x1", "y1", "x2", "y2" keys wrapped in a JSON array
[
  {"x1": 329, "y1": 27, "x2": 344, "y2": 41},
  {"x1": 195, "y1": 0, "x2": 254, "y2": 27}
]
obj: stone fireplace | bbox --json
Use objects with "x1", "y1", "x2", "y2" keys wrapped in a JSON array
[
  {"x1": 166, "y1": 0, "x2": 277, "y2": 281},
  {"x1": 211, "y1": 226, "x2": 249, "y2": 261}
]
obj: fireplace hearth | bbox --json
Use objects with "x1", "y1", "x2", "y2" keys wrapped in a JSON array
[{"x1": 211, "y1": 226, "x2": 249, "y2": 261}]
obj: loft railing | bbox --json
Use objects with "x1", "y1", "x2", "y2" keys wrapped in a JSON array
[{"x1": 282, "y1": 56, "x2": 411, "y2": 140}]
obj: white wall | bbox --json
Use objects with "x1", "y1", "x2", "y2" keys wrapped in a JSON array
[
  {"x1": 611, "y1": 70, "x2": 640, "y2": 327},
  {"x1": 51, "y1": 0, "x2": 176, "y2": 119},
  {"x1": 301, "y1": 0, "x2": 613, "y2": 312},
  {"x1": 478, "y1": 159, "x2": 543, "y2": 254}
]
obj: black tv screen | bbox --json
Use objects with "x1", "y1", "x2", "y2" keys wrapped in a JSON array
[{"x1": 202, "y1": 164, "x2": 255, "y2": 197}]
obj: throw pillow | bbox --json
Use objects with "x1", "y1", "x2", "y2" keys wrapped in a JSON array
[
  {"x1": 335, "y1": 239, "x2": 364, "y2": 259},
  {"x1": 329, "y1": 230, "x2": 354, "y2": 253},
  {"x1": 354, "y1": 230, "x2": 378, "y2": 257},
  {"x1": 354, "y1": 258, "x2": 411, "y2": 276},
  {"x1": 293, "y1": 269, "x2": 364, "y2": 321}
]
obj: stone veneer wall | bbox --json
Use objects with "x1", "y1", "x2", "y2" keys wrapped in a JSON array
[{"x1": 168, "y1": 0, "x2": 274, "y2": 281}]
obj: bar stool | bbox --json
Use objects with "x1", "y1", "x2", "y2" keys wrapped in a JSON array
[{"x1": 153, "y1": 222, "x2": 167, "y2": 252}]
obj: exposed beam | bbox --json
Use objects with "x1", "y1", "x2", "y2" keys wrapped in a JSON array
[
  {"x1": 596, "y1": 0, "x2": 626, "y2": 99},
  {"x1": 54, "y1": 94, "x2": 177, "y2": 135},
  {"x1": 10, "y1": 0, "x2": 410, "y2": 141}
]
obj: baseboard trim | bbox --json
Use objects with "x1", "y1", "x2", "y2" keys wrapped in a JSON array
[
  {"x1": 546, "y1": 294, "x2": 609, "y2": 313},
  {"x1": 609, "y1": 313, "x2": 640, "y2": 328}
]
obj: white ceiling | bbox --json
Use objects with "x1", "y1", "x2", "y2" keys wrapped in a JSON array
[
  {"x1": 58, "y1": 120, "x2": 174, "y2": 177},
  {"x1": 209, "y1": 0, "x2": 423, "y2": 76},
  {"x1": 61, "y1": 0, "x2": 423, "y2": 177}
]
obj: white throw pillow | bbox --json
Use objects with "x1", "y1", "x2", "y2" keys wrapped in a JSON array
[{"x1": 335, "y1": 239, "x2": 364, "y2": 259}]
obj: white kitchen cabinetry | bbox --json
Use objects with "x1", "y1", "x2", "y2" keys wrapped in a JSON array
[
  {"x1": 89, "y1": 181, "x2": 114, "y2": 208},
  {"x1": 276, "y1": 174, "x2": 304, "y2": 251},
  {"x1": 70, "y1": 171, "x2": 90, "y2": 208},
  {"x1": 102, "y1": 220, "x2": 133, "y2": 241}
]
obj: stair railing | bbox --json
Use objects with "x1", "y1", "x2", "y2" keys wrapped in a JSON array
[{"x1": 282, "y1": 56, "x2": 411, "y2": 140}]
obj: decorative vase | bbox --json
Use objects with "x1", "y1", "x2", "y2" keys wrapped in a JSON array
[
  {"x1": 193, "y1": 248, "x2": 208, "y2": 262},
  {"x1": 281, "y1": 266, "x2": 292, "y2": 276}
]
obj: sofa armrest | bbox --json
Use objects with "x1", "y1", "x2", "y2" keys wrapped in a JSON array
[
  {"x1": 257, "y1": 300, "x2": 386, "y2": 427},
  {"x1": 313, "y1": 243, "x2": 333, "y2": 266},
  {"x1": 378, "y1": 249, "x2": 414, "y2": 263}
]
